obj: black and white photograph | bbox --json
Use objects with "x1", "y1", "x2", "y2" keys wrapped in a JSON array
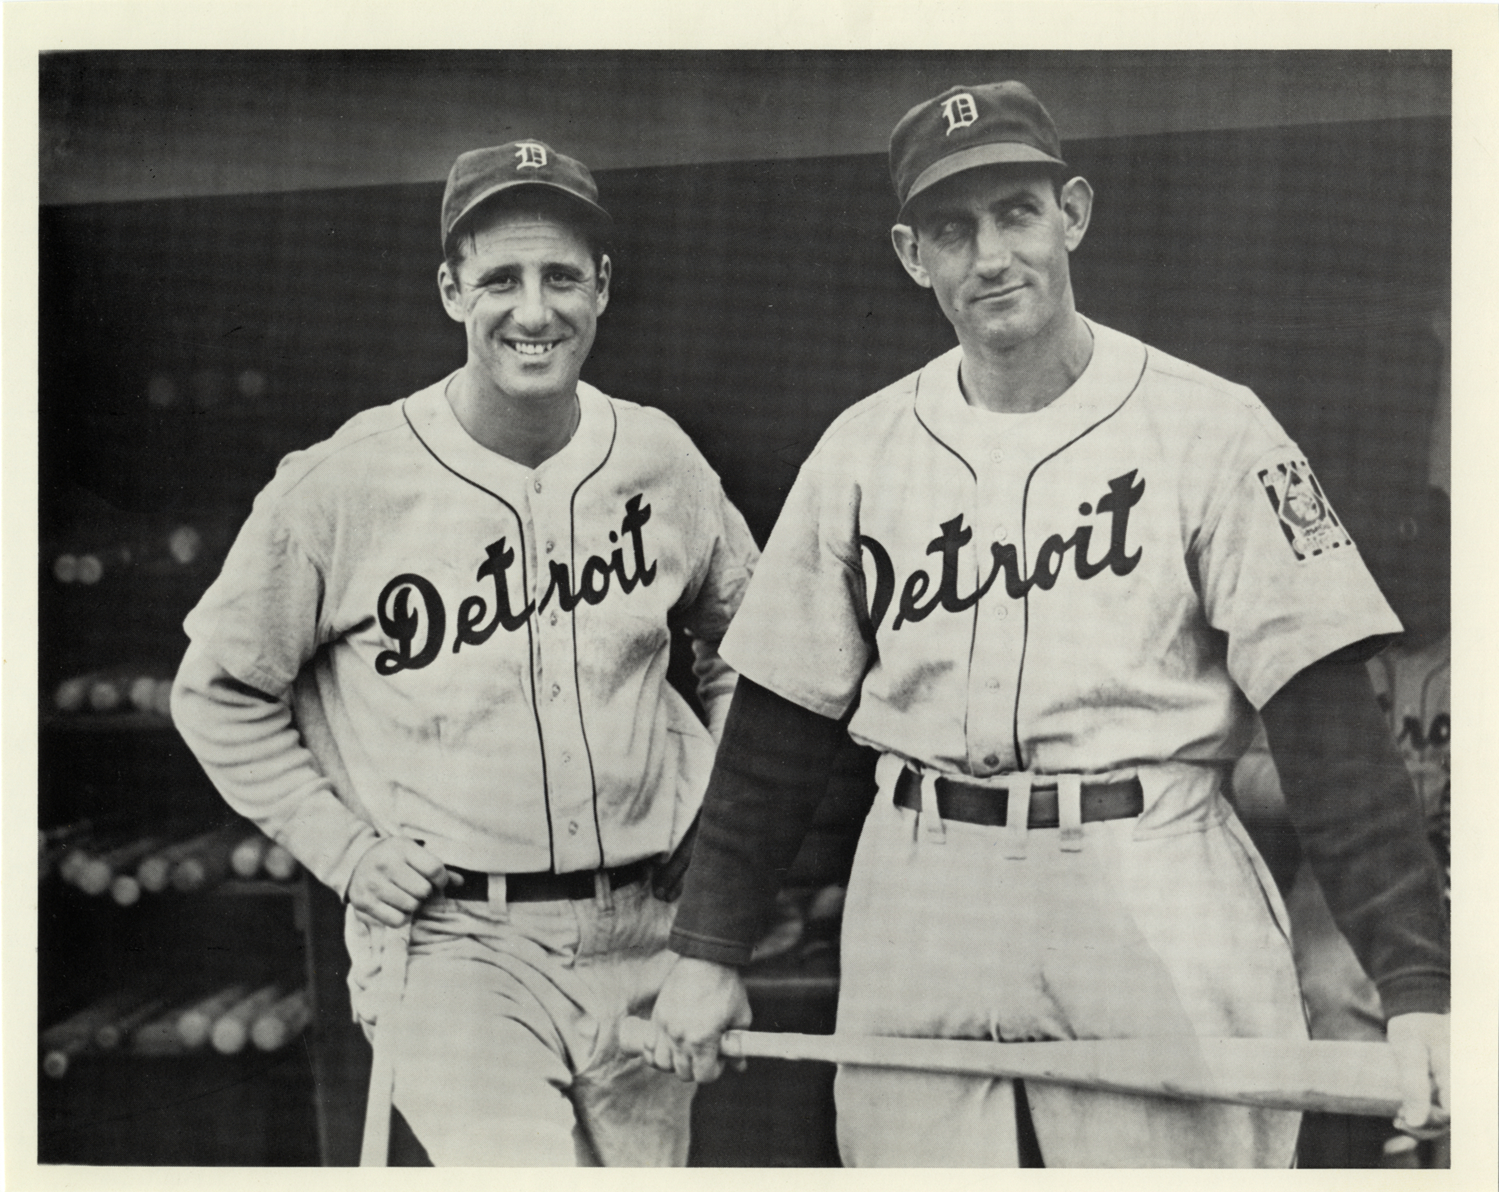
[{"x1": 6, "y1": 4, "x2": 1497, "y2": 1182}]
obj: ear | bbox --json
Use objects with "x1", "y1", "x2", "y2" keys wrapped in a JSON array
[
  {"x1": 594, "y1": 255, "x2": 612, "y2": 316},
  {"x1": 1060, "y1": 177, "x2": 1094, "y2": 252},
  {"x1": 890, "y1": 224, "x2": 931, "y2": 289},
  {"x1": 437, "y1": 261, "x2": 466, "y2": 324}
]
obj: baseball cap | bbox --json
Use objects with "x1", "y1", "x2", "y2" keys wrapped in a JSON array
[
  {"x1": 441, "y1": 139, "x2": 612, "y2": 248},
  {"x1": 890, "y1": 82, "x2": 1068, "y2": 223}
]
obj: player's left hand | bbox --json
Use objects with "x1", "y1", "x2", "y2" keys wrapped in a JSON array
[{"x1": 1386, "y1": 1011, "x2": 1450, "y2": 1138}]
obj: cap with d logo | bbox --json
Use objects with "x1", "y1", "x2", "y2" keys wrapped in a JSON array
[
  {"x1": 441, "y1": 139, "x2": 612, "y2": 248},
  {"x1": 889, "y1": 82, "x2": 1067, "y2": 223}
]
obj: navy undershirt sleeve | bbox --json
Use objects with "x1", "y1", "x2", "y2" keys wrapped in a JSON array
[
  {"x1": 1260, "y1": 653, "x2": 1450, "y2": 1018},
  {"x1": 669, "y1": 677, "x2": 845, "y2": 967}
]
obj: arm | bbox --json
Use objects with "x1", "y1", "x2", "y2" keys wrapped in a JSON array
[
  {"x1": 1259, "y1": 652, "x2": 1449, "y2": 1134},
  {"x1": 647, "y1": 676, "x2": 845, "y2": 1081},
  {"x1": 170, "y1": 643, "x2": 450, "y2": 924}
]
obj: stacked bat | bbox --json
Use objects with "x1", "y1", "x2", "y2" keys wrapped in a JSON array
[
  {"x1": 52, "y1": 668, "x2": 177, "y2": 718},
  {"x1": 42, "y1": 979, "x2": 313, "y2": 1076},
  {"x1": 50, "y1": 523, "x2": 210, "y2": 586},
  {"x1": 42, "y1": 816, "x2": 300, "y2": 901}
]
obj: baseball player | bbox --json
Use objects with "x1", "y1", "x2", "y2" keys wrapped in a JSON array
[
  {"x1": 644, "y1": 82, "x2": 1450, "y2": 1167},
  {"x1": 171, "y1": 140, "x2": 758, "y2": 1165}
]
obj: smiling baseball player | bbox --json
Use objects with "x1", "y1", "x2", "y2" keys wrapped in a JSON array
[
  {"x1": 645, "y1": 81, "x2": 1450, "y2": 1167},
  {"x1": 171, "y1": 140, "x2": 757, "y2": 1165}
]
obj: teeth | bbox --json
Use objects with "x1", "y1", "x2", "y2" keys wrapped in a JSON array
[{"x1": 510, "y1": 341, "x2": 554, "y2": 356}]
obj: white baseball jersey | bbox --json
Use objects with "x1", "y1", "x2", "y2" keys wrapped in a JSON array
[
  {"x1": 721, "y1": 318, "x2": 1400, "y2": 782},
  {"x1": 718, "y1": 316, "x2": 1400, "y2": 1167},
  {"x1": 183, "y1": 377, "x2": 757, "y2": 886}
]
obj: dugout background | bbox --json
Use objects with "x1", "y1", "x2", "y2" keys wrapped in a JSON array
[{"x1": 36, "y1": 50, "x2": 1451, "y2": 1166}]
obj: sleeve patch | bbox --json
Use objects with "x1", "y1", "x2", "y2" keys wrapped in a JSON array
[{"x1": 1257, "y1": 459, "x2": 1352, "y2": 561}]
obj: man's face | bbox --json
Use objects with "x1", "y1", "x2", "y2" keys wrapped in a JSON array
[
  {"x1": 893, "y1": 166, "x2": 1091, "y2": 354},
  {"x1": 438, "y1": 210, "x2": 610, "y2": 408}
]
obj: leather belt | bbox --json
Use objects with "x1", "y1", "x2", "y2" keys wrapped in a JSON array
[
  {"x1": 444, "y1": 858, "x2": 653, "y2": 903},
  {"x1": 893, "y1": 769, "x2": 1143, "y2": 829}
]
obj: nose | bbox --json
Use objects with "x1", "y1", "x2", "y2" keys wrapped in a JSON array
[
  {"x1": 512, "y1": 276, "x2": 551, "y2": 332},
  {"x1": 973, "y1": 217, "x2": 1011, "y2": 275}
]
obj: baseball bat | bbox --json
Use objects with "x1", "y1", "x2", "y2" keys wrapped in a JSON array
[
  {"x1": 616, "y1": 1021, "x2": 1405, "y2": 1118},
  {"x1": 95, "y1": 995, "x2": 172, "y2": 1050},
  {"x1": 210, "y1": 983, "x2": 284, "y2": 1055},
  {"x1": 42, "y1": 987, "x2": 159, "y2": 1077},
  {"x1": 132, "y1": 1002, "x2": 194, "y2": 1055},
  {"x1": 230, "y1": 832, "x2": 272, "y2": 878},
  {"x1": 360, "y1": 918, "x2": 414, "y2": 1166},
  {"x1": 58, "y1": 825, "x2": 140, "y2": 886},
  {"x1": 262, "y1": 843, "x2": 299, "y2": 881},
  {"x1": 172, "y1": 825, "x2": 256, "y2": 893},
  {"x1": 176, "y1": 983, "x2": 251, "y2": 1050},
  {"x1": 76, "y1": 836, "x2": 166, "y2": 896},
  {"x1": 136, "y1": 822, "x2": 237, "y2": 893},
  {"x1": 251, "y1": 988, "x2": 312, "y2": 1052}
]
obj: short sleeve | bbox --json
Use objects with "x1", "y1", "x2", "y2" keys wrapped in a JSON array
[
  {"x1": 677, "y1": 466, "x2": 760, "y2": 646},
  {"x1": 182, "y1": 484, "x2": 327, "y2": 696},
  {"x1": 719, "y1": 455, "x2": 873, "y2": 720},
  {"x1": 1198, "y1": 449, "x2": 1401, "y2": 708}
]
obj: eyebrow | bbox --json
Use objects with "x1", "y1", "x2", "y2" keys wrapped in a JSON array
[{"x1": 468, "y1": 261, "x2": 589, "y2": 287}]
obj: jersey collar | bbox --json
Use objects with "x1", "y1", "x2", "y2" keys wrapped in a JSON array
[
  {"x1": 403, "y1": 377, "x2": 617, "y2": 500},
  {"x1": 914, "y1": 317, "x2": 1147, "y2": 470}
]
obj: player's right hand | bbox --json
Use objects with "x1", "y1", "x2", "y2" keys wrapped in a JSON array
[
  {"x1": 347, "y1": 837, "x2": 455, "y2": 927},
  {"x1": 645, "y1": 956, "x2": 752, "y2": 1084}
]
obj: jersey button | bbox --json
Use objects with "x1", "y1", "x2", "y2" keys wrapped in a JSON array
[
  {"x1": 545, "y1": 539, "x2": 555, "y2": 554},
  {"x1": 994, "y1": 603, "x2": 1008, "y2": 619},
  {"x1": 567, "y1": 821, "x2": 579, "y2": 835},
  {"x1": 988, "y1": 449, "x2": 1003, "y2": 463},
  {"x1": 984, "y1": 754, "x2": 1001, "y2": 768},
  {"x1": 985, "y1": 678, "x2": 1000, "y2": 690},
  {"x1": 549, "y1": 611, "x2": 559, "y2": 626},
  {"x1": 550, "y1": 683, "x2": 561, "y2": 699},
  {"x1": 561, "y1": 750, "x2": 572, "y2": 764},
  {"x1": 533, "y1": 478, "x2": 543, "y2": 493}
]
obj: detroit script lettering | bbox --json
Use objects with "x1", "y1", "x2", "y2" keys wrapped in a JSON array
[
  {"x1": 374, "y1": 494, "x2": 657, "y2": 675},
  {"x1": 859, "y1": 470, "x2": 1145, "y2": 633}
]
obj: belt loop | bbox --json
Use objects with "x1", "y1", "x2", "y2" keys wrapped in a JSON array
[
  {"x1": 594, "y1": 869, "x2": 616, "y2": 913},
  {"x1": 490, "y1": 873, "x2": 508, "y2": 909},
  {"x1": 920, "y1": 771, "x2": 946, "y2": 845},
  {"x1": 1003, "y1": 774, "x2": 1031, "y2": 859},
  {"x1": 1058, "y1": 774, "x2": 1084, "y2": 851}
]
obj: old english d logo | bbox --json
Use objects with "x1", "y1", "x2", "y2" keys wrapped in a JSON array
[
  {"x1": 1257, "y1": 459, "x2": 1352, "y2": 561},
  {"x1": 515, "y1": 142, "x2": 548, "y2": 170},
  {"x1": 941, "y1": 93, "x2": 979, "y2": 135}
]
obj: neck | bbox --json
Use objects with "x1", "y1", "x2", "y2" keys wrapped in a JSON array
[
  {"x1": 446, "y1": 368, "x2": 579, "y2": 469},
  {"x1": 957, "y1": 310, "x2": 1094, "y2": 413}
]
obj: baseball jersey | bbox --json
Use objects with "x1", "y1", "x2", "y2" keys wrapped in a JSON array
[
  {"x1": 720, "y1": 318, "x2": 1400, "y2": 780},
  {"x1": 182, "y1": 377, "x2": 758, "y2": 884}
]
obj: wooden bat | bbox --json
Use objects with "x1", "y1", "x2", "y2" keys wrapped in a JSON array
[
  {"x1": 177, "y1": 983, "x2": 251, "y2": 1049},
  {"x1": 210, "y1": 983, "x2": 284, "y2": 1055},
  {"x1": 617, "y1": 1021, "x2": 1405, "y2": 1118},
  {"x1": 251, "y1": 988, "x2": 312, "y2": 1052},
  {"x1": 360, "y1": 918, "x2": 414, "y2": 1166},
  {"x1": 230, "y1": 832, "x2": 272, "y2": 878}
]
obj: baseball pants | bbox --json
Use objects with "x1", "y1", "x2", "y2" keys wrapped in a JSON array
[
  {"x1": 834, "y1": 757, "x2": 1307, "y2": 1168},
  {"x1": 345, "y1": 873, "x2": 693, "y2": 1166}
]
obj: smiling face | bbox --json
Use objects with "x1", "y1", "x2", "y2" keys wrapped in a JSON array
[
  {"x1": 892, "y1": 165, "x2": 1092, "y2": 358},
  {"x1": 438, "y1": 207, "x2": 610, "y2": 412}
]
